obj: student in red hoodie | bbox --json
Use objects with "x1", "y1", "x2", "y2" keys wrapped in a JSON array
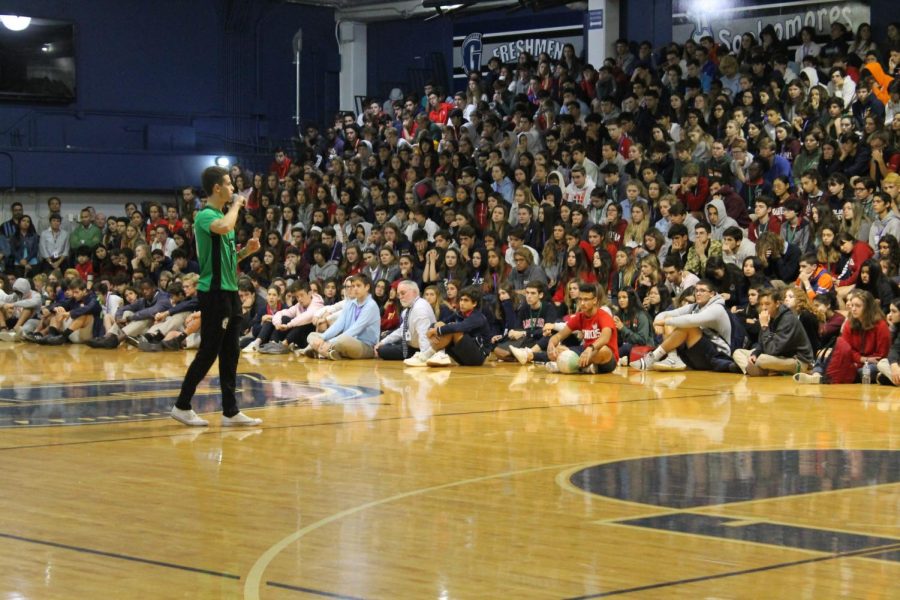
[{"x1": 835, "y1": 231, "x2": 875, "y2": 303}]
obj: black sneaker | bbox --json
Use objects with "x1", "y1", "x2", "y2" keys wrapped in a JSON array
[
  {"x1": 137, "y1": 340, "x2": 163, "y2": 352},
  {"x1": 95, "y1": 335, "x2": 120, "y2": 349},
  {"x1": 876, "y1": 372, "x2": 893, "y2": 386},
  {"x1": 41, "y1": 334, "x2": 66, "y2": 346},
  {"x1": 124, "y1": 335, "x2": 143, "y2": 347},
  {"x1": 161, "y1": 338, "x2": 183, "y2": 351}
]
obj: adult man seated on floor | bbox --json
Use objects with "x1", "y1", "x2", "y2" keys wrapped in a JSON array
[
  {"x1": 375, "y1": 280, "x2": 435, "y2": 361},
  {"x1": 404, "y1": 286, "x2": 493, "y2": 367},
  {"x1": 302, "y1": 273, "x2": 379, "y2": 360},
  {"x1": 635, "y1": 279, "x2": 735, "y2": 372},
  {"x1": 246, "y1": 280, "x2": 324, "y2": 354},
  {"x1": 508, "y1": 283, "x2": 619, "y2": 374},
  {"x1": 0, "y1": 278, "x2": 42, "y2": 341},
  {"x1": 132, "y1": 274, "x2": 200, "y2": 350},
  {"x1": 89, "y1": 278, "x2": 172, "y2": 348},
  {"x1": 36, "y1": 278, "x2": 100, "y2": 345},
  {"x1": 732, "y1": 287, "x2": 814, "y2": 376},
  {"x1": 494, "y1": 281, "x2": 559, "y2": 362}
]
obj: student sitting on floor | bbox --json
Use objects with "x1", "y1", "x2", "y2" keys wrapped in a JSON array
[
  {"x1": 508, "y1": 282, "x2": 619, "y2": 374},
  {"x1": 404, "y1": 286, "x2": 493, "y2": 367},
  {"x1": 493, "y1": 280, "x2": 559, "y2": 362},
  {"x1": 245, "y1": 280, "x2": 323, "y2": 354},
  {"x1": 634, "y1": 279, "x2": 735, "y2": 372},
  {"x1": 732, "y1": 287, "x2": 814, "y2": 376},
  {"x1": 374, "y1": 280, "x2": 436, "y2": 361},
  {"x1": 303, "y1": 273, "x2": 379, "y2": 360},
  {"x1": 88, "y1": 278, "x2": 172, "y2": 348},
  {"x1": 36, "y1": 278, "x2": 100, "y2": 345},
  {"x1": 876, "y1": 298, "x2": 900, "y2": 386}
]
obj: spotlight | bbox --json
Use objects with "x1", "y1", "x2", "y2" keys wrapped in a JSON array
[
  {"x1": 215, "y1": 156, "x2": 231, "y2": 168},
  {"x1": 0, "y1": 15, "x2": 31, "y2": 31}
]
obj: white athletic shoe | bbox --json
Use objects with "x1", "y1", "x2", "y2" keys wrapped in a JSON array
[
  {"x1": 170, "y1": 407, "x2": 209, "y2": 427},
  {"x1": 510, "y1": 346, "x2": 533, "y2": 365},
  {"x1": 242, "y1": 340, "x2": 260, "y2": 354},
  {"x1": 0, "y1": 331, "x2": 16, "y2": 343},
  {"x1": 221, "y1": 412, "x2": 263, "y2": 427},
  {"x1": 652, "y1": 354, "x2": 687, "y2": 371},
  {"x1": 793, "y1": 372, "x2": 822, "y2": 385},
  {"x1": 634, "y1": 353, "x2": 659, "y2": 370},
  {"x1": 425, "y1": 350, "x2": 452, "y2": 367},
  {"x1": 403, "y1": 352, "x2": 429, "y2": 367}
]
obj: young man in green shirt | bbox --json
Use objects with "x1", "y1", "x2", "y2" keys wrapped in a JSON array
[{"x1": 171, "y1": 166, "x2": 262, "y2": 427}]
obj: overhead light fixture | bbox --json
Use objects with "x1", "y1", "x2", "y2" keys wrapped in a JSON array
[
  {"x1": 0, "y1": 15, "x2": 32, "y2": 31},
  {"x1": 215, "y1": 156, "x2": 231, "y2": 168},
  {"x1": 422, "y1": 1, "x2": 475, "y2": 17}
]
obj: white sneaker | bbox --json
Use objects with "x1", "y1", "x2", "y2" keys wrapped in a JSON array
[
  {"x1": 221, "y1": 412, "x2": 263, "y2": 427},
  {"x1": 404, "y1": 352, "x2": 429, "y2": 367},
  {"x1": 545, "y1": 362, "x2": 560, "y2": 373},
  {"x1": 170, "y1": 407, "x2": 209, "y2": 427},
  {"x1": 634, "y1": 353, "x2": 659, "y2": 370},
  {"x1": 652, "y1": 354, "x2": 687, "y2": 371},
  {"x1": 242, "y1": 340, "x2": 260, "y2": 354},
  {"x1": 0, "y1": 331, "x2": 15, "y2": 342},
  {"x1": 426, "y1": 350, "x2": 452, "y2": 367},
  {"x1": 510, "y1": 346, "x2": 533, "y2": 365},
  {"x1": 793, "y1": 372, "x2": 821, "y2": 385}
]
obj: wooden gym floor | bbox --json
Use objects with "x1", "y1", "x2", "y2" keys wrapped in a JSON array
[{"x1": 1, "y1": 343, "x2": 899, "y2": 599}]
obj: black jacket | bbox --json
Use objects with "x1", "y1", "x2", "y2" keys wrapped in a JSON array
[{"x1": 753, "y1": 304, "x2": 814, "y2": 364}]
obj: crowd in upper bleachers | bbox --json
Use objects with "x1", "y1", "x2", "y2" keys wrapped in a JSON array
[{"x1": 3, "y1": 19, "x2": 900, "y2": 384}]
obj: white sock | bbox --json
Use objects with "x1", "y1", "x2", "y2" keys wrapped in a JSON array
[
  {"x1": 419, "y1": 348, "x2": 436, "y2": 359},
  {"x1": 651, "y1": 347, "x2": 667, "y2": 360}
]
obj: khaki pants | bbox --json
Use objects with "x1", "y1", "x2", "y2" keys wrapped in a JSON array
[
  {"x1": 146, "y1": 312, "x2": 189, "y2": 337},
  {"x1": 733, "y1": 348, "x2": 808, "y2": 376},
  {"x1": 306, "y1": 332, "x2": 375, "y2": 360}
]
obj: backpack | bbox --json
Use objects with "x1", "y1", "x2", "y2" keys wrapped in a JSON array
[{"x1": 728, "y1": 310, "x2": 747, "y2": 351}]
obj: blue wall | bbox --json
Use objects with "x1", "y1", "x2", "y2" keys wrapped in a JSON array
[{"x1": 0, "y1": 0, "x2": 339, "y2": 191}]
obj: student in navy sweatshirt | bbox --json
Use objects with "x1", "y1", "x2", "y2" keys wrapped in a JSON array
[{"x1": 404, "y1": 286, "x2": 493, "y2": 367}]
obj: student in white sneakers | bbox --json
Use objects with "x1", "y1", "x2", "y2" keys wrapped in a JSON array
[
  {"x1": 304, "y1": 273, "x2": 380, "y2": 360},
  {"x1": 404, "y1": 286, "x2": 492, "y2": 367},
  {"x1": 244, "y1": 280, "x2": 324, "y2": 354},
  {"x1": 635, "y1": 279, "x2": 735, "y2": 372}
]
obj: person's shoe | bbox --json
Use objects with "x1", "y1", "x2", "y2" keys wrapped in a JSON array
[
  {"x1": 426, "y1": 350, "x2": 452, "y2": 367},
  {"x1": 617, "y1": 355, "x2": 629, "y2": 367},
  {"x1": 170, "y1": 407, "x2": 209, "y2": 427},
  {"x1": 222, "y1": 412, "x2": 263, "y2": 427},
  {"x1": 0, "y1": 331, "x2": 16, "y2": 342},
  {"x1": 581, "y1": 363, "x2": 598, "y2": 374},
  {"x1": 299, "y1": 345, "x2": 318, "y2": 358},
  {"x1": 161, "y1": 338, "x2": 183, "y2": 351},
  {"x1": 510, "y1": 346, "x2": 533, "y2": 365},
  {"x1": 138, "y1": 340, "x2": 163, "y2": 352},
  {"x1": 403, "y1": 352, "x2": 429, "y2": 367},
  {"x1": 242, "y1": 340, "x2": 260, "y2": 354},
  {"x1": 653, "y1": 354, "x2": 687, "y2": 371},
  {"x1": 876, "y1": 372, "x2": 893, "y2": 386},
  {"x1": 727, "y1": 362, "x2": 744, "y2": 374},
  {"x1": 634, "y1": 353, "x2": 659, "y2": 370},
  {"x1": 545, "y1": 361, "x2": 560, "y2": 373},
  {"x1": 793, "y1": 372, "x2": 821, "y2": 385},
  {"x1": 324, "y1": 348, "x2": 339, "y2": 361},
  {"x1": 94, "y1": 335, "x2": 120, "y2": 349},
  {"x1": 41, "y1": 334, "x2": 67, "y2": 346},
  {"x1": 124, "y1": 335, "x2": 143, "y2": 348},
  {"x1": 259, "y1": 342, "x2": 289, "y2": 355}
]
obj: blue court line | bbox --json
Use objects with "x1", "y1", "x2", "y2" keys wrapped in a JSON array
[
  {"x1": 267, "y1": 581, "x2": 367, "y2": 599},
  {"x1": 0, "y1": 531, "x2": 241, "y2": 580},
  {"x1": 563, "y1": 541, "x2": 900, "y2": 599}
]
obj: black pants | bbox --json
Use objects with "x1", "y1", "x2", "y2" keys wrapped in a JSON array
[
  {"x1": 176, "y1": 290, "x2": 242, "y2": 416},
  {"x1": 258, "y1": 317, "x2": 314, "y2": 346},
  {"x1": 378, "y1": 341, "x2": 418, "y2": 360}
]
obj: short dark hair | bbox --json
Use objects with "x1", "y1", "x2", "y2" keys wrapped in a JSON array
[
  {"x1": 723, "y1": 226, "x2": 743, "y2": 241},
  {"x1": 201, "y1": 166, "x2": 228, "y2": 196},
  {"x1": 459, "y1": 285, "x2": 482, "y2": 306}
]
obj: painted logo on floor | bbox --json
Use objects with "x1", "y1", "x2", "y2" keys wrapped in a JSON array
[
  {"x1": 0, "y1": 373, "x2": 381, "y2": 427},
  {"x1": 571, "y1": 450, "x2": 900, "y2": 564}
]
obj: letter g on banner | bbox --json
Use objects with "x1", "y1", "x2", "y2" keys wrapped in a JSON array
[{"x1": 462, "y1": 33, "x2": 483, "y2": 75}]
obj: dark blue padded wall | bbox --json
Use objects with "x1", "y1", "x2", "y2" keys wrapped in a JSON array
[{"x1": 0, "y1": 0, "x2": 339, "y2": 191}]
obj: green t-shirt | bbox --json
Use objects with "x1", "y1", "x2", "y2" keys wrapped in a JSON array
[{"x1": 194, "y1": 206, "x2": 238, "y2": 292}]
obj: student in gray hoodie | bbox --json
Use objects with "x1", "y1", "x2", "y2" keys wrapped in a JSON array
[
  {"x1": 0, "y1": 278, "x2": 43, "y2": 340},
  {"x1": 634, "y1": 278, "x2": 734, "y2": 372},
  {"x1": 704, "y1": 197, "x2": 738, "y2": 241},
  {"x1": 732, "y1": 287, "x2": 814, "y2": 376}
]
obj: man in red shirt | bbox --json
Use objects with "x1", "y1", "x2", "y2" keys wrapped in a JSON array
[
  {"x1": 511, "y1": 283, "x2": 618, "y2": 374},
  {"x1": 269, "y1": 148, "x2": 292, "y2": 182},
  {"x1": 426, "y1": 90, "x2": 455, "y2": 125}
]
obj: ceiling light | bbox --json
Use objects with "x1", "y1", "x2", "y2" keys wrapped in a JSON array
[
  {"x1": 1, "y1": 15, "x2": 32, "y2": 31},
  {"x1": 215, "y1": 156, "x2": 231, "y2": 168}
]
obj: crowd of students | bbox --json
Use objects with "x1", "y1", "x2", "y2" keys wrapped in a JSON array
[{"x1": 3, "y1": 21, "x2": 900, "y2": 385}]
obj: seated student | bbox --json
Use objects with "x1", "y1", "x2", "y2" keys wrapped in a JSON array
[
  {"x1": 721, "y1": 226, "x2": 757, "y2": 268},
  {"x1": 494, "y1": 281, "x2": 559, "y2": 361},
  {"x1": 36, "y1": 278, "x2": 100, "y2": 345},
  {"x1": 876, "y1": 298, "x2": 900, "y2": 386},
  {"x1": 246, "y1": 280, "x2": 324, "y2": 353},
  {"x1": 732, "y1": 287, "x2": 814, "y2": 376},
  {"x1": 404, "y1": 286, "x2": 493, "y2": 367},
  {"x1": 662, "y1": 254, "x2": 699, "y2": 299},
  {"x1": 303, "y1": 273, "x2": 380, "y2": 360},
  {"x1": 135, "y1": 274, "x2": 200, "y2": 347},
  {"x1": 635, "y1": 279, "x2": 734, "y2": 372},
  {"x1": 0, "y1": 278, "x2": 42, "y2": 341},
  {"x1": 796, "y1": 252, "x2": 834, "y2": 299},
  {"x1": 812, "y1": 292, "x2": 845, "y2": 352},
  {"x1": 508, "y1": 282, "x2": 619, "y2": 374},
  {"x1": 88, "y1": 278, "x2": 172, "y2": 348},
  {"x1": 310, "y1": 277, "x2": 351, "y2": 332},
  {"x1": 795, "y1": 289, "x2": 890, "y2": 384},
  {"x1": 375, "y1": 280, "x2": 436, "y2": 360}
]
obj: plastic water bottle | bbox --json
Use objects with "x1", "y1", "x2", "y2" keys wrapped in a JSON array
[{"x1": 862, "y1": 363, "x2": 871, "y2": 385}]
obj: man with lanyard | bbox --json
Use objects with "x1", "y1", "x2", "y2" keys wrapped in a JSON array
[
  {"x1": 375, "y1": 280, "x2": 435, "y2": 361},
  {"x1": 171, "y1": 166, "x2": 262, "y2": 427}
]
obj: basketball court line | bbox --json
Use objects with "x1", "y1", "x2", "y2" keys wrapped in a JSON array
[
  {"x1": 562, "y1": 541, "x2": 900, "y2": 599},
  {"x1": 0, "y1": 530, "x2": 240, "y2": 580},
  {"x1": 265, "y1": 580, "x2": 367, "y2": 599},
  {"x1": 0, "y1": 390, "x2": 718, "y2": 452}
]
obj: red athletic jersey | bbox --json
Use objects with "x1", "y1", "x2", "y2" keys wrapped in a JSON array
[{"x1": 565, "y1": 308, "x2": 618, "y2": 360}]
